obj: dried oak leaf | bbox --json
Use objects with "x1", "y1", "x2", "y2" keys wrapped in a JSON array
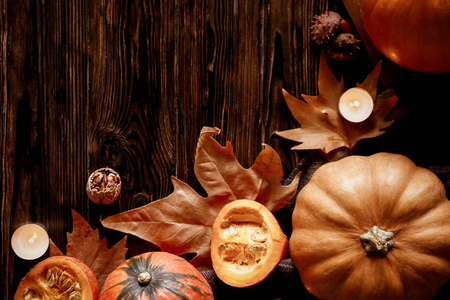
[
  {"x1": 101, "y1": 126, "x2": 301, "y2": 269},
  {"x1": 276, "y1": 52, "x2": 398, "y2": 154},
  {"x1": 50, "y1": 210, "x2": 128, "y2": 289}
]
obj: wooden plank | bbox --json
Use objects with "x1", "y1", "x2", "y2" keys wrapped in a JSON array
[
  {"x1": 175, "y1": 0, "x2": 331, "y2": 176},
  {"x1": 2, "y1": 0, "x2": 179, "y2": 295},
  {"x1": 1, "y1": 0, "x2": 42, "y2": 298},
  {"x1": 87, "y1": 0, "x2": 178, "y2": 255},
  {"x1": 88, "y1": 0, "x2": 177, "y2": 208},
  {"x1": 187, "y1": 0, "x2": 267, "y2": 167},
  {"x1": 264, "y1": 0, "x2": 330, "y2": 171},
  {"x1": 39, "y1": 0, "x2": 91, "y2": 252}
]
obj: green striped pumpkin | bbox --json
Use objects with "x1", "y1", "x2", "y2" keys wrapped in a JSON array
[{"x1": 100, "y1": 252, "x2": 213, "y2": 300}]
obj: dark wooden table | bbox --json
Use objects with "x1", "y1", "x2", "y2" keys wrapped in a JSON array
[{"x1": 2, "y1": 0, "x2": 449, "y2": 299}]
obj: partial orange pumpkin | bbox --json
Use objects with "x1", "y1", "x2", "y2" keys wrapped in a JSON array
[
  {"x1": 290, "y1": 153, "x2": 450, "y2": 299},
  {"x1": 359, "y1": 0, "x2": 450, "y2": 73},
  {"x1": 210, "y1": 199, "x2": 288, "y2": 287},
  {"x1": 100, "y1": 251, "x2": 213, "y2": 300},
  {"x1": 14, "y1": 256, "x2": 98, "y2": 300}
]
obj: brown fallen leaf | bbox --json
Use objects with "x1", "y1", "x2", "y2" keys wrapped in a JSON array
[
  {"x1": 194, "y1": 127, "x2": 297, "y2": 212},
  {"x1": 49, "y1": 239, "x2": 64, "y2": 256},
  {"x1": 276, "y1": 52, "x2": 398, "y2": 154},
  {"x1": 50, "y1": 210, "x2": 128, "y2": 289},
  {"x1": 101, "y1": 126, "x2": 301, "y2": 269}
]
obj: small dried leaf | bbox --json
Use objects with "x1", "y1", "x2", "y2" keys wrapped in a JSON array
[
  {"x1": 50, "y1": 210, "x2": 128, "y2": 289},
  {"x1": 49, "y1": 239, "x2": 64, "y2": 256},
  {"x1": 276, "y1": 52, "x2": 397, "y2": 154},
  {"x1": 194, "y1": 127, "x2": 300, "y2": 212}
]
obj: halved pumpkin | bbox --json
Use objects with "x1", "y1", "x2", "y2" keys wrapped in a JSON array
[
  {"x1": 210, "y1": 199, "x2": 288, "y2": 287},
  {"x1": 14, "y1": 256, "x2": 98, "y2": 300}
]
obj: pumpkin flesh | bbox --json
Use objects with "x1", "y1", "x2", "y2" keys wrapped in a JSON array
[
  {"x1": 100, "y1": 252, "x2": 213, "y2": 300},
  {"x1": 290, "y1": 153, "x2": 450, "y2": 299},
  {"x1": 210, "y1": 199, "x2": 288, "y2": 287}
]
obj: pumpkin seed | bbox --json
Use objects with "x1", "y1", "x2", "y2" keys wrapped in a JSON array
[
  {"x1": 58, "y1": 274, "x2": 66, "y2": 285},
  {"x1": 221, "y1": 219, "x2": 231, "y2": 228},
  {"x1": 48, "y1": 273, "x2": 56, "y2": 287},
  {"x1": 69, "y1": 291, "x2": 81, "y2": 300},
  {"x1": 219, "y1": 243, "x2": 240, "y2": 260},
  {"x1": 67, "y1": 285, "x2": 75, "y2": 293},
  {"x1": 246, "y1": 244, "x2": 267, "y2": 262},
  {"x1": 45, "y1": 269, "x2": 52, "y2": 281},
  {"x1": 23, "y1": 289, "x2": 40, "y2": 300},
  {"x1": 250, "y1": 230, "x2": 268, "y2": 243},
  {"x1": 42, "y1": 267, "x2": 82, "y2": 298},
  {"x1": 63, "y1": 279, "x2": 74, "y2": 292},
  {"x1": 23, "y1": 290, "x2": 34, "y2": 300},
  {"x1": 223, "y1": 225, "x2": 238, "y2": 237}
]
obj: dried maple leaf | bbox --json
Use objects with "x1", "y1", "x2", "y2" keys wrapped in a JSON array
[
  {"x1": 276, "y1": 52, "x2": 398, "y2": 154},
  {"x1": 101, "y1": 126, "x2": 300, "y2": 269},
  {"x1": 49, "y1": 239, "x2": 64, "y2": 256},
  {"x1": 50, "y1": 210, "x2": 128, "y2": 289}
]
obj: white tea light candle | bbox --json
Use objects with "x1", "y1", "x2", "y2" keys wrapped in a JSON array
[
  {"x1": 11, "y1": 224, "x2": 49, "y2": 260},
  {"x1": 338, "y1": 87, "x2": 374, "y2": 123}
]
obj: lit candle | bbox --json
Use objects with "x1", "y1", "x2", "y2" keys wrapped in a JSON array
[
  {"x1": 338, "y1": 87, "x2": 374, "y2": 123},
  {"x1": 11, "y1": 224, "x2": 49, "y2": 260}
]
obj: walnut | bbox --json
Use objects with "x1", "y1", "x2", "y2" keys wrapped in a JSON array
[{"x1": 86, "y1": 167, "x2": 121, "y2": 205}]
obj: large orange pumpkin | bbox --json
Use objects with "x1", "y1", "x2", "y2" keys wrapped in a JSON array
[
  {"x1": 290, "y1": 153, "x2": 450, "y2": 299},
  {"x1": 359, "y1": 0, "x2": 450, "y2": 73},
  {"x1": 100, "y1": 252, "x2": 213, "y2": 300},
  {"x1": 210, "y1": 200, "x2": 288, "y2": 287},
  {"x1": 14, "y1": 256, "x2": 98, "y2": 300}
]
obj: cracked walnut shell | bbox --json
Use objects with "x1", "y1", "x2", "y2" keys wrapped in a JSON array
[{"x1": 86, "y1": 167, "x2": 121, "y2": 205}]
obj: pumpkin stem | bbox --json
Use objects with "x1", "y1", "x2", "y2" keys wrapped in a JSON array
[
  {"x1": 137, "y1": 271, "x2": 152, "y2": 286},
  {"x1": 360, "y1": 226, "x2": 394, "y2": 254}
]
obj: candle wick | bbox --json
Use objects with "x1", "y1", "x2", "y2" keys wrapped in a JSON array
[
  {"x1": 350, "y1": 100, "x2": 360, "y2": 108},
  {"x1": 28, "y1": 232, "x2": 38, "y2": 244}
]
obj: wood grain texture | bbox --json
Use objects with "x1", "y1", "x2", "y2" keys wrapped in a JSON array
[{"x1": 2, "y1": 0, "x2": 450, "y2": 299}]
